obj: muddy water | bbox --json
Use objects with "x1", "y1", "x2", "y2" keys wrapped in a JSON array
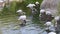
[{"x1": 0, "y1": 16, "x2": 47, "y2": 34}]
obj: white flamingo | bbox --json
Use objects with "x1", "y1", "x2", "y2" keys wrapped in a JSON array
[
  {"x1": 17, "y1": 9, "x2": 26, "y2": 26},
  {"x1": 18, "y1": 15, "x2": 26, "y2": 21},
  {"x1": 44, "y1": 22, "x2": 56, "y2": 32},
  {"x1": 54, "y1": 16, "x2": 60, "y2": 34},
  {"x1": 39, "y1": 9, "x2": 46, "y2": 21},
  {"x1": 27, "y1": 3, "x2": 37, "y2": 15}
]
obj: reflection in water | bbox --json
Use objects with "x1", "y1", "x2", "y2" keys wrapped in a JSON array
[{"x1": 0, "y1": 16, "x2": 47, "y2": 34}]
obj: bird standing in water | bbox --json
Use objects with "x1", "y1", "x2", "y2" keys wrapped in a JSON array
[
  {"x1": 17, "y1": 9, "x2": 26, "y2": 26},
  {"x1": 54, "y1": 16, "x2": 60, "y2": 34},
  {"x1": 44, "y1": 21, "x2": 56, "y2": 34},
  {"x1": 35, "y1": 1, "x2": 40, "y2": 14},
  {"x1": 39, "y1": 9, "x2": 47, "y2": 21},
  {"x1": 27, "y1": 3, "x2": 38, "y2": 18}
]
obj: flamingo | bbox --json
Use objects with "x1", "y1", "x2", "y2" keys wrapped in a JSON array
[
  {"x1": 17, "y1": 9, "x2": 26, "y2": 26},
  {"x1": 44, "y1": 22, "x2": 56, "y2": 33}
]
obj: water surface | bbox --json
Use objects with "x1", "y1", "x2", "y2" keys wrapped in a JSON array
[{"x1": 0, "y1": 16, "x2": 47, "y2": 34}]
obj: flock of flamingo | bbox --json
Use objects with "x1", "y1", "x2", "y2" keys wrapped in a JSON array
[{"x1": 16, "y1": 0, "x2": 60, "y2": 34}]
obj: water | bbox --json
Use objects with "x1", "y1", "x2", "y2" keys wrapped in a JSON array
[{"x1": 0, "y1": 16, "x2": 47, "y2": 34}]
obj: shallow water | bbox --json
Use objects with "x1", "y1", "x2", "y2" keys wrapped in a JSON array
[{"x1": 0, "y1": 16, "x2": 47, "y2": 34}]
